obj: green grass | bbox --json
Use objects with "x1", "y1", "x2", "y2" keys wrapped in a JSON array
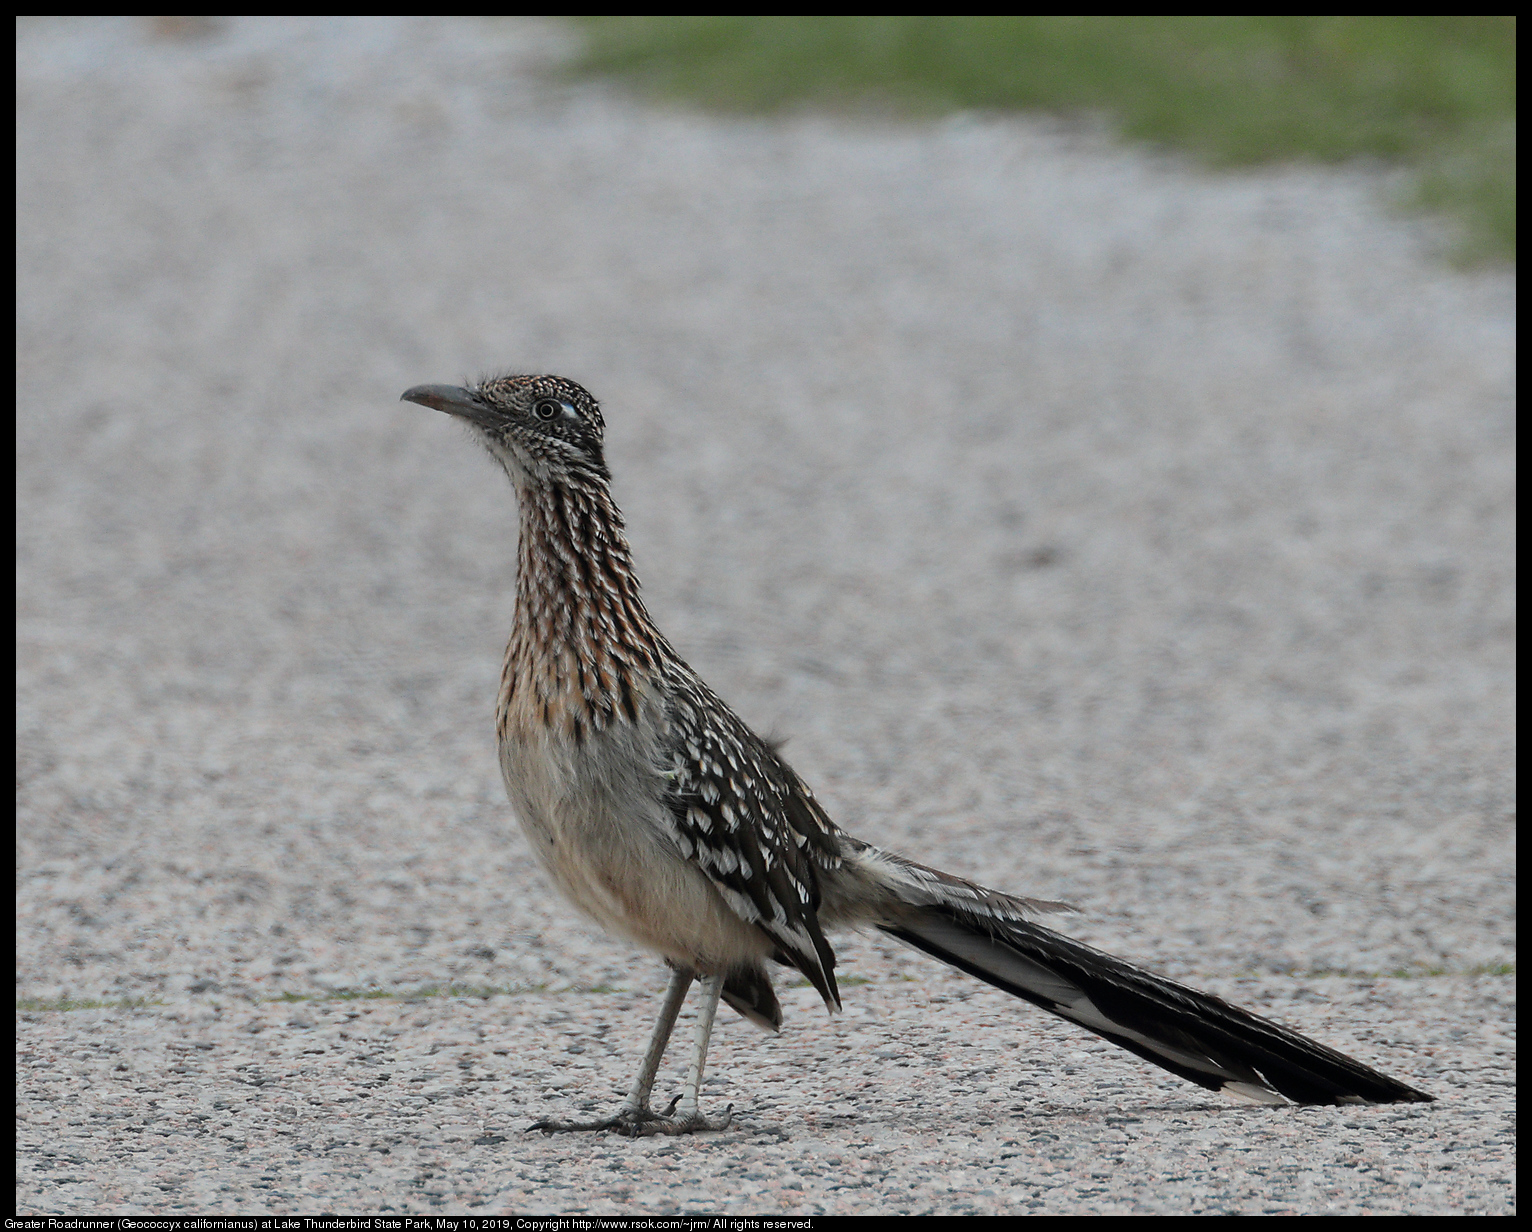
[
  {"x1": 1301, "y1": 962, "x2": 1517, "y2": 980},
  {"x1": 14, "y1": 983, "x2": 628, "y2": 1012},
  {"x1": 567, "y1": 16, "x2": 1515, "y2": 264},
  {"x1": 18, "y1": 963, "x2": 1510, "y2": 1011},
  {"x1": 15, "y1": 996, "x2": 164, "y2": 1013}
]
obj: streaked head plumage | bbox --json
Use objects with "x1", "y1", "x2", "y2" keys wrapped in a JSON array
[{"x1": 402, "y1": 373, "x2": 607, "y2": 485}]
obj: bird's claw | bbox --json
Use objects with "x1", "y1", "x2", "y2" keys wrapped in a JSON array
[{"x1": 528, "y1": 1101, "x2": 732, "y2": 1137}]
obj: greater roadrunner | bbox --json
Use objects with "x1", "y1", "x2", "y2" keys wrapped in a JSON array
[{"x1": 401, "y1": 374, "x2": 1432, "y2": 1135}]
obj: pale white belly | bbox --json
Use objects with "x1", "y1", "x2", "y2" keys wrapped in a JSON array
[{"x1": 497, "y1": 719, "x2": 772, "y2": 973}]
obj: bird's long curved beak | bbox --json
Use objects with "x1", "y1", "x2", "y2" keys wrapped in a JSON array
[{"x1": 400, "y1": 384, "x2": 498, "y2": 430}]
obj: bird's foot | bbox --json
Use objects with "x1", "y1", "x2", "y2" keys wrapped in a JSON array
[{"x1": 529, "y1": 1095, "x2": 733, "y2": 1137}]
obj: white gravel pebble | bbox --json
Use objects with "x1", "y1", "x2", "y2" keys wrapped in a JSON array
[{"x1": 17, "y1": 15, "x2": 1513, "y2": 1216}]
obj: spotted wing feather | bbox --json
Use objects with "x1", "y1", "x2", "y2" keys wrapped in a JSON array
[{"x1": 661, "y1": 676, "x2": 843, "y2": 1009}]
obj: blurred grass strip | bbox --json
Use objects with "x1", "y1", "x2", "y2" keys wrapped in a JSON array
[{"x1": 568, "y1": 16, "x2": 1515, "y2": 264}]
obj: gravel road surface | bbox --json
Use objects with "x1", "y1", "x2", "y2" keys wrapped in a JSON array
[{"x1": 17, "y1": 16, "x2": 1514, "y2": 1215}]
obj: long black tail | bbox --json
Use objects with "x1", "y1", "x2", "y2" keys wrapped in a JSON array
[{"x1": 882, "y1": 902, "x2": 1432, "y2": 1106}]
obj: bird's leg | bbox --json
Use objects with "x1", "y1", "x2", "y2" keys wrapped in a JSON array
[
  {"x1": 618, "y1": 965, "x2": 694, "y2": 1117},
  {"x1": 530, "y1": 966, "x2": 703, "y2": 1135},
  {"x1": 610, "y1": 972, "x2": 733, "y2": 1134},
  {"x1": 664, "y1": 973, "x2": 732, "y2": 1131},
  {"x1": 528, "y1": 968, "x2": 733, "y2": 1136}
]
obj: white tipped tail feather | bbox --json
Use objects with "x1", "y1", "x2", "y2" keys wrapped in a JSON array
[{"x1": 850, "y1": 844, "x2": 1431, "y2": 1107}]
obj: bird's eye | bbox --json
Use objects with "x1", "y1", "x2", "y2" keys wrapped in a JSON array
[{"x1": 533, "y1": 399, "x2": 562, "y2": 422}]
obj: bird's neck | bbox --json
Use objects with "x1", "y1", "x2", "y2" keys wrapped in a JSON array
[{"x1": 500, "y1": 479, "x2": 662, "y2": 743}]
